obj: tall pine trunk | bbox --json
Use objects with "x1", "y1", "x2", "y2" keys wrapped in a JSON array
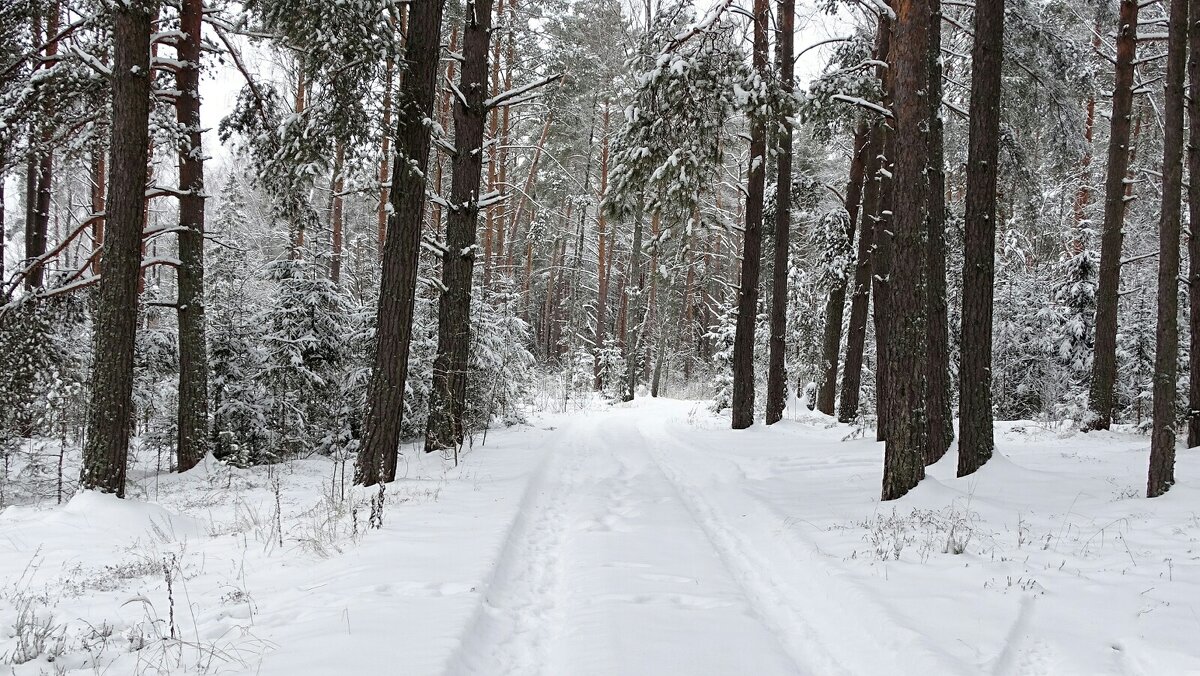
[
  {"x1": 81, "y1": 1, "x2": 155, "y2": 497},
  {"x1": 175, "y1": 0, "x2": 208, "y2": 473},
  {"x1": 766, "y1": 0, "x2": 795, "y2": 425},
  {"x1": 426, "y1": 0, "x2": 494, "y2": 452},
  {"x1": 1088, "y1": 0, "x2": 1139, "y2": 431},
  {"x1": 594, "y1": 104, "x2": 611, "y2": 388},
  {"x1": 924, "y1": 0, "x2": 952, "y2": 464},
  {"x1": 1147, "y1": 0, "x2": 1188, "y2": 498},
  {"x1": 870, "y1": 18, "x2": 894, "y2": 441},
  {"x1": 377, "y1": 52, "x2": 394, "y2": 253},
  {"x1": 1188, "y1": 0, "x2": 1200, "y2": 449},
  {"x1": 817, "y1": 120, "x2": 869, "y2": 416},
  {"x1": 329, "y1": 141, "x2": 346, "y2": 283},
  {"x1": 881, "y1": 0, "x2": 929, "y2": 500},
  {"x1": 839, "y1": 35, "x2": 891, "y2": 424},
  {"x1": 624, "y1": 211, "x2": 646, "y2": 402},
  {"x1": 958, "y1": 0, "x2": 1005, "y2": 477},
  {"x1": 731, "y1": 0, "x2": 769, "y2": 430},
  {"x1": 356, "y1": 0, "x2": 446, "y2": 486}
]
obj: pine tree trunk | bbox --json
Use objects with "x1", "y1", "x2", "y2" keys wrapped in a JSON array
[
  {"x1": 624, "y1": 212, "x2": 645, "y2": 402},
  {"x1": 766, "y1": 0, "x2": 795, "y2": 425},
  {"x1": 495, "y1": 7, "x2": 515, "y2": 270},
  {"x1": 958, "y1": 0, "x2": 1005, "y2": 478},
  {"x1": 377, "y1": 53, "x2": 394, "y2": 252},
  {"x1": 91, "y1": 151, "x2": 106, "y2": 274},
  {"x1": 289, "y1": 59, "x2": 307, "y2": 258},
  {"x1": 870, "y1": 18, "x2": 894, "y2": 442},
  {"x1": 1147, "y1": 0, "x2": 1188, "y2": 498},
  {"x1": 924, "y1": 0, "x2": 952, "y2": 464},
  {"x1": 817, "y1": 120, "x2": 869, "y2": 416},
  {"x1": 1188, "y1": 0, "x2": 1200, "y2": 449},
  {"x1": 23, "y1": 151, "x2": 37, "y2": 288},
  {"x1": 594, "y1": 104, "x2": 611, "y2": 388},
  {"x1": 838, "y1": 120, "x2": 883, "y2": 423},
  {"x1": 1088, "y1": 0, "x2": 1139, "y2": 431},
  {"x1": 330, "y1": 141, "x2": 346, "y2": 283},
  {"x1": 429, "y1": 0, "x2": 494, "y2": 453},
  {"x1": 881, "y1": 0, "x2": 930, "y2": 501},
  {"x1": 427, "y1": 0, "x2": 494, "y2": 453},
  {"x1": 175, "y1": 0, "x2": 208, "y2": 473},
  {"x1": 27, "y1": 5, "x2": 58, "y2": 290},
  {"x1": 81, "y1": 1, "x2": 155, "y2": 497},
  {"x1": 731, "y1": 0, "x2": 769, "y2": 430},
  {"x1": 356, "y1": 0, "x2": 446, "y2": 485}
]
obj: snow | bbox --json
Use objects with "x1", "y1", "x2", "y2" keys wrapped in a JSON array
[{"x1": 4, "y1": 399, "x2": 1200, "y2": 674}]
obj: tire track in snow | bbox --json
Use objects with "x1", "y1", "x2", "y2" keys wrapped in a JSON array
[
  {"x1": 626, "y1": 425, "x2": 849, "y2": 676},
  {"x1": 441, "y1": 423, "x2": 589, "y2": 676},
  {"x1": 643, "y1": 414, "x2": 970, "y2": 675}
]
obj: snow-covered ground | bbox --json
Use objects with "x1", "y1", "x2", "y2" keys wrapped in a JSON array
[{"x1": 3, "y1": 398, "x2": 1200, "y2": 675}]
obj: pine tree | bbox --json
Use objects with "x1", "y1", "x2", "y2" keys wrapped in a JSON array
[
  {"x1": 958, "y1": 0, "x2": 1006, "y2": 478},
  {"x1": 1147, "y1": 0, "x2": 1188, "y2": 498},
  {"x1": 731, "y1": 0, "x2": 769, "y2": 430},
  {"x1": 357, "y1": 0, "x2": 447, "y2": 486},
  {"x1": 1088, "y1": 0, "x2": 1140, "y2": 431},
  {"x1": 881, "y1": 0, "x2": 931, "y2": 501},
  {"x1": 81, "y1": 1, "x2": 157, "y2": 497},
  {"x1": 765, "y1": 0, "x2": 795, "y2": 425},
  {"x1": 427, "y1": 0, "x2": 496, "y2": 453}
]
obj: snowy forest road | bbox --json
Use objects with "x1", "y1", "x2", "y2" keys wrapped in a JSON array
[{"x1": 442, "y1": 399, "x2": 958, "y2": 676}]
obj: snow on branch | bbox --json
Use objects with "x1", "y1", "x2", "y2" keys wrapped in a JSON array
[
  {"x1": 664, "y1": 0, "x2": 735, "y2": 54},
  {"x1": 486, "y1": 74, "x2": 564, "y2": 110},
  {"x1": 831, "y1": 94, "x2": 893, "y2": 118}
]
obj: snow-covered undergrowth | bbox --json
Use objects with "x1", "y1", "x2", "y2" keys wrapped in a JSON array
[{"x1": 3, "y1": 399, "x2": 1199, "y2": 674}]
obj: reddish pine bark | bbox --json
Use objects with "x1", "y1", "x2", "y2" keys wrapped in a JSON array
[{"x1": 881, "y1": 0, "x2": 930, "y2": 501}]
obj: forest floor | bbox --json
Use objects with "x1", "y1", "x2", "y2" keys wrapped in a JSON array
[{"x1": 3, "y1": 398, "x2": 1200, "y2": 675}]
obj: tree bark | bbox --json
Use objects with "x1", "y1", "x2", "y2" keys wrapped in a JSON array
[
  {"x1": 766, "y1": 0, "x2": 795, "y2": 425},
  {"x1": 731, "y1": 0, "x2": 769, "y2": 430},
  {"x1": 881, "y1": 0, "x2": 930, "y2": 501},
  {"x1": 1147, "y1": 0, "x2": 1188, "y2": 498},
  {"x1": 924, "y1": 0, "x2": 952, "y2": 464},
  {"x1": 1088, "y1": 0, "x2": 1139, "y2": 431},
  {"x1": 175, "y1": 0, "x2": 208, "y2": 474},
  {"x1": 817, "y1": 120, "x2": 869, "y2": 416},
  {"x1": 958, "y1": 0, "x2": 1005, "y2": 478},
  {"x1": 624, "y1": 211, "x2": 646, "y2": 402},
  {"x1": 91, "y1": 151, "x2": 106, "y2": 274},
  {"x1": 356, "y1": 0, "x2": 446, "y2": 486},
  {"x1": 1188, "y1": 0, "x2": 1200, "y2": 449},
  {"x1": 426, "y1": 0, "x2": 494, "y2": 453},
  {"x1": 81, "y1": 1, "x2": 155, "y2": 497},
  {"x1": 869, "y1": 18, "x2": 894, "y2": 441},
  {"x1": 377, "y1": 53, "x2": 394, "y2": 252},
  {"x1": 482, "y1": 0, "x2": 504, "y2": 290},
  {"x1": 330, "y1": 141, "x2": 346, "y2": 283},
  {"x1": 594, "y1": 103, "x2": 611, "y2": 388},
  {"x1": 838, "y1": 118, "x2": 884, "y2": 423}
]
